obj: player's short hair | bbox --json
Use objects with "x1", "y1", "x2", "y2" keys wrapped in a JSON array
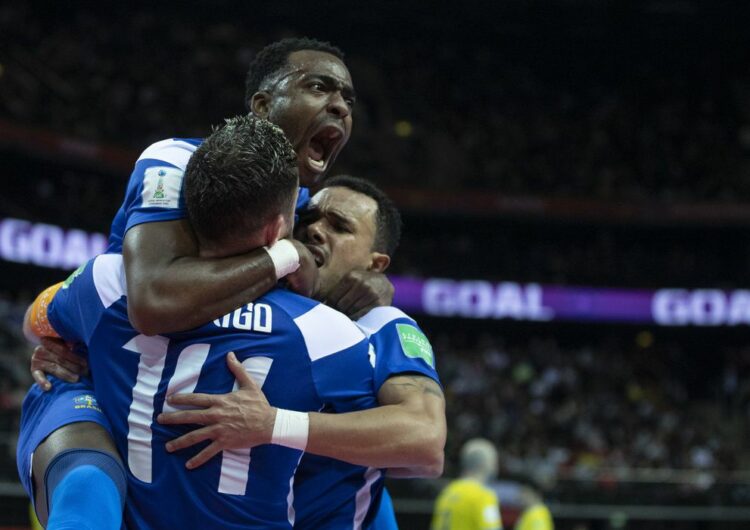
[
  {"x1": 321, "y1": 175, "x2": 402, "y2": 257},
  {"x1": 460, "y1": 438, "x2": 498, "y2": 476},
  {"x1": 245, "y1": 37, "x2": 345, "y2": 109},
  {"x1": 185, "y1": 115, "x2": 298, "y2": 248}
]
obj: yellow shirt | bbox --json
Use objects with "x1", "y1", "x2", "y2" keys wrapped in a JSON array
[
  {"x1": 431, "y1": 478, "x2": 502, "y2": 530},
  {"x1": 515, "y1": 504, "x2": 553, "y2": 530},
  {"x1": 29, "y1": 503, "x2": 43, "y2": 530}
]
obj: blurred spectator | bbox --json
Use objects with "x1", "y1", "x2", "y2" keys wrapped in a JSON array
[{"x1": 1, "y1": 3, "x2": 750, "y2": 201}]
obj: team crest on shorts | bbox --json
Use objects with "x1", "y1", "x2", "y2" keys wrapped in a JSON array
[{"x1": 73, "y1": 394, "x2": 102, "y2": 412}]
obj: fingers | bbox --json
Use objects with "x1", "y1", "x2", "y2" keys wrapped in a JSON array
[
  {"x1": 164, "y1": 392, "x2": 218, "y2": 409},
  {"x1": 31, "y1": 357, "x2": 79, "y2": 383},
  {"x1": 32, "y1": 369, "x2": 51, "y2": 391},
  {"x1": 33, "y1": 345, "x2": 87, "y2": 376},
  {"x1": 158, "y1": 405, "x2": 217, "y2": 427},
  {"x1": 186, "y1": 441, "x2": 222, "y2": 470},
  {"x1": 40, "y1": 337, "x2": 87, "y2": 369},
  {"x1": 337, "y1": 289, "x2": 378, "y2": 318},
  {"x1": 324, "y1": 275, "x2": 355, "y2": 309},
  {"x1": 226, "y1": 352, "x2": 253, "y2": 388},
  {"x1": 165, "y1": 426, "x2": 214, "y2": 453}
]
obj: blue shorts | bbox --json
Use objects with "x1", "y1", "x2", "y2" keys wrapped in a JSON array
[
  {"x1": 371, "y1": 487, "x2": 398, "y2": 530},
  {"x1": 16, "y1": 377, "x2": 112, "y2": 502}
]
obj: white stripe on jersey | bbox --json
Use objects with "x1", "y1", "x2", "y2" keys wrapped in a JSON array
[
  {"x1": 293, "y1": 304, "x2": 366, "y2": 362},
  {"x1": 287, "y1": 452, "x2": 304, "y2": 527},
  {"x1": 161, "y1": 343, "x2": 211, "y2": 414},
  {"x1": 356, "y1": 306, "x2": 413, "y2": 337},
  {"x1": 123, "y1": 334, "x2": 170, "y2": 483},
  {"x1": 218, "y1": 356, "x2": 274, "y2": 495},
  {"x1": 92, "y1": 254, "x2": 127, "y2": 308},
  {"x1": 136, "y1": 138, "x2": 198, "y2": 171},
  {"x1": 353, "y1": 467, "x2": 382, "y2": 529}
]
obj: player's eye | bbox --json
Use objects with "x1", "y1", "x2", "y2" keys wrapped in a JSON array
[
  {"x1": 309, "y1": 82, "x2": 325, "y2": 92},
  {"x1": 334, "y1": 222, "x2": 352, "y2": 233}
]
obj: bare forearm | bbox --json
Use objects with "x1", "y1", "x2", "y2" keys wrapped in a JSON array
[
  {"x1": 305, "y1": 404, "x2": 444, "y2": 471},
  {"x1": 123, "y1": 220, "x2": 277, "y2": 335},
  {"x1": 129, "y1": 249, "x2": 276, "y2": 334}
]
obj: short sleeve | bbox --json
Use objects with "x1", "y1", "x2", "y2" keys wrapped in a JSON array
[
  {"x1": 357, "y1": 307, "x2": 441, "y2": 392},
  {"x1": 47, "y1": 256, "x2": 121, "y2": 345},
  {"x1": 479, "y1": 491, "x2": 502, "y2": 530},
  {"x1": 293, "y1": 303, "x2": 378, "y2": 413},
  {"x1": 109, "y1": 139, "x2": 200, "y2": 251}
]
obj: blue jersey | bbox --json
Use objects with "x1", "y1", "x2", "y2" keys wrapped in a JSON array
[
  {"x1": 293, "y1": 306, "x2": 441, "y2": 529},
  {"x1": 46, "y1": 254, "x2": 378, "y2": 530},
  {"x1": 107, "y1": 137, "x2": 310, "y2": 253}
]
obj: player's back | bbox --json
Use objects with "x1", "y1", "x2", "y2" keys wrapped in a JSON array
[
  {"x1": 47, "y1": 254, "x2": 378, "y2": 529},
  {"x1": 432, "y1": 478, "x2": 502, "y2": 530}
]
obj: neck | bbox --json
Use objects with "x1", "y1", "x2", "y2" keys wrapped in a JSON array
[
  {"x1": 198, "y1": 231, "x2": 267, "y2": 259},
  {"x1": 462, "y1": 470, "x2": 489, "y2": 483}
]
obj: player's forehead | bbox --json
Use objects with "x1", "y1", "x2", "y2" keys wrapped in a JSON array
[
  {"x1": 285, "y1": 50, "x2": 352, "y2": 87},
  {"x1": 310, "y1": 187, "x2": 378, "y2": 226}
]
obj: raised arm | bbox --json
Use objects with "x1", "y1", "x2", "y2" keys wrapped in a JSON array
[{"x1": 123, "y1": 220, "x2": 315, "y2": 335}]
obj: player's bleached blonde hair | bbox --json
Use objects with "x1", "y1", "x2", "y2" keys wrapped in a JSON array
[{"x1": 460, "y1": 438, "x2": 499, "y2": 481}]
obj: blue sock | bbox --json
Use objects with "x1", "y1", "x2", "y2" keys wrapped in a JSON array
[{"x1": 44, "y1": 449, "x2": 126, "y2": 530}]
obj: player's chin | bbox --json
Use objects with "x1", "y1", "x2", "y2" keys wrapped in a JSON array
[{"x1": 298, "y1": 159, "x2": 327, "y2": 186}]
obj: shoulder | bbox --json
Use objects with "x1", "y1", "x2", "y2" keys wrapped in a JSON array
[
  {"x1": 477, "y1": 483, "x2": 499, "y2": 504},
  {"x1": 136, "y1": 138, "x2": 203, "y2": 171},
  {"x1": 265, "y1": 289, "x2": 366, "y2": 361},
  {"x1": 356, "y1": 306, "x2": 416, "y2": 337},
  {"x1": 89, "y1": 254, "x2": 127, "y2": 308}
]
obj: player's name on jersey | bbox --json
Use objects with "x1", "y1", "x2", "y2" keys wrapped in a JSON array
[{"x1": 213, "y1": 302, "x2": 273, "y2": 332}]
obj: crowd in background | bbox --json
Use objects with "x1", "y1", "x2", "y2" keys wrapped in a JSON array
[
  {"x1": 2, "y1": 2, "x2": 750, "y2": 517},
  {"x1": 434, "y1": 328, "x2": 749, "y2": 486},
  {"x1": 2, "y1": 3, "x2": 750, "y2": 201}
]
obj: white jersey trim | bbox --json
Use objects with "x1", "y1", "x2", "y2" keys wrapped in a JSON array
[
  {"x1": 136, "y1": 138, "x2": 198, "y2": 171},
  {"x1": 356, "y1": 306, "x2": 413, "y2": 337},
  {"x1": 293, "y1": 304, "x2": 366, "y2": 362},
  {"x1": 92, "y1": 254, "x2": 127, "y2": 308},
  {"x1": 353, "y1": 467, "x2": 382, "y2": 529}
]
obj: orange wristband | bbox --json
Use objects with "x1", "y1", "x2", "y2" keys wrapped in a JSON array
[{"x1": 27, "y1": 282, "x2": 64, "y2": 339}]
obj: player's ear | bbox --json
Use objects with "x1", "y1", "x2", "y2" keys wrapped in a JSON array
[
  {"x1": 264, "y1": 214, "x2": 287, "y2": 247},
  {"x1": 250, "y1": 92, "x2": 271, "y2": 118},
  {"x1": 368, "y1": 252, "x2": 390, "y2": 273}
]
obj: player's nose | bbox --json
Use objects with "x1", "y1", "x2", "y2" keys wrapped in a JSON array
[
  {"x1": 326, "y1": 92, "x2": 350, "y2": 120},
  {"x1": 306, "y1": 221, "x2": 326, "y2": 244}
]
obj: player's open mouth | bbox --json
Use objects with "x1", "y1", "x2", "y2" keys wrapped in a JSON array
[
  {"x1": 305, "y1": 244, "x2": 326, "y2": 268},
  {"x1": 306, "y1": 125, "x2": 344, "y2": 174}
]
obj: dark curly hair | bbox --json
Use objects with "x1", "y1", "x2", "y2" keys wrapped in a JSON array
[{"x1": 245, "y1": 37, "x2": 345, "y2": 110}]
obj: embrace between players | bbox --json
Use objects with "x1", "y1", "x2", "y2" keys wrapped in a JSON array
[{"x1": 18, "y1": 38, "x2": 447, "y2": 530}]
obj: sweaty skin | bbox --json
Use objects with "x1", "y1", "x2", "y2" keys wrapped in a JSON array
[
  {"x1": 160, "y1": 352, "x2": 446, "y2": 476},
  {"x1": 27, "y1": 186, "x2": 443, "y2": 476},
  {"x1": 126, "y1": 50, "x2": 360, "y2": 336},
  {"x1": 158, "y1": 186, "x2": 445, "y2": 476}
]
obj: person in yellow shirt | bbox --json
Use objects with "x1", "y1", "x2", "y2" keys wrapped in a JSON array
[
  {"x1": 515, "y1": 487, "x2": 553, "y2": 530},
  {"x1": 431, "y1": 438, "x2": 502, "y2": 530}
]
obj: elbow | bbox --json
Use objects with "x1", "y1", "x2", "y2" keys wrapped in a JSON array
[
  {"x1": 413, "y1": 427, "x2": 445, "y2": 477},
  {"x1": 127, "y1": 295, "x2": 165, "y2": 336},
  {"x1": 421, "y1": 452, "x2": 445, "y2": 478}
]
